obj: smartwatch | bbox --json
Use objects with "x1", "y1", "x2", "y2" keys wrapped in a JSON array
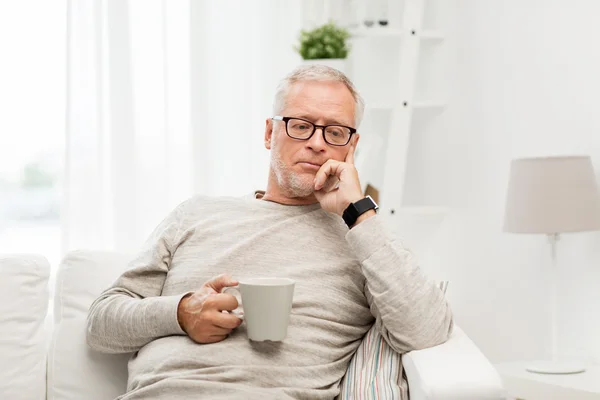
[{"x1": 342, "y1": 195, "x2": 379, "y2": 228}]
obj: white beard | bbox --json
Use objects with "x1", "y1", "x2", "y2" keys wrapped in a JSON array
[{"x1": 270, "y1": 150, "x2": 314, "y2": 198}]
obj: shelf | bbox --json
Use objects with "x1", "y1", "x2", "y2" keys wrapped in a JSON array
[
  {"x1": 404, "y1": 205, "x2": 448, "y2": 214},
  {"x1": 364, "y1": 101, "x2": 446, "y2": 113},
  {"x1": 413, "y1": 101, "x2": 446, "y2": 115},
  {"x1": 419, "y1": 30, "x2": 445, "y2": 41},
  {"x1": 366, "y1": 103, "x2": 395, "y2": 111},
  {"x1": 383, "y1": 206, "x2": 449, "y2": 216},
  {"x1": 413, "y1": 101, "x2": 445, "y2": 108},
  {"x1": 350, "y1": 28, "x2": 445, "y2": 41},
  {"x1": 380, "y1": 206, "x2": 450, "y2": 246},
  {"x1": 415, "y1": 105, "x2": 446, "y2": 118},
  {"x1": 350, "y1": 27, "x2": 402, "y2": 38}
]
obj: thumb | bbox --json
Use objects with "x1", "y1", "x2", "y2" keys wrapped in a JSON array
[
  {"x1": 204, "y1": 273, "x2": 239, "y2": 293},
  {"x1": 313, "y1": 189, "x2": 327, "y2": 202}
]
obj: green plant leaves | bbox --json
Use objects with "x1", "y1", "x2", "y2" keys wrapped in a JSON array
[{"x1": 295, "y1": 22, "x2": 351, "y2": 60}]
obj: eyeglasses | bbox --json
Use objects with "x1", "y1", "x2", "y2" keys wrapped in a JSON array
[{"x1": 272, "y1": 116, "x2": 356, "y2": 146}]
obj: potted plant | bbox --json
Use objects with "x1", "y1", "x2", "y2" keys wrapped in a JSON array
[{"x1": 295, "y1": 22, "x2": 351, "y2": 73}]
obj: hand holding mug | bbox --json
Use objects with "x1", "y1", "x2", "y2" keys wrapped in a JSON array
[{"x1": 177, "y1": 274, "x2": 243, "y2": 344}]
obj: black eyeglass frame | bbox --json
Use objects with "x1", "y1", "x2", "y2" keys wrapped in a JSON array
[{"x1": 272, "y1": 116, "x2": 357, "y2": 146}]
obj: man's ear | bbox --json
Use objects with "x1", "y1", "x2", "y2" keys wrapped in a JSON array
[
  {"x1": 264, "y1": 118, "x2": 273, "y2": 150},
  {"x1": 353, "y1": 133, "x2": 360, "y2": 148}
]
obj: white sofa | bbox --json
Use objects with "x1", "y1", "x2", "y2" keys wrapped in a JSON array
[{"x1": 0, "y1": 251, "x2": 506, "y2": 400}]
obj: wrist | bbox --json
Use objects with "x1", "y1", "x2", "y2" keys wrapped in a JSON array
[
  {"x1": 342, "y1": 194, "x2": 365, "y2": 216},
  {"x1": 342, "y1": 195, "x2": 379, "y2": 228},
  {"x1": 177, "y1": 292, "x2": 193, "y2": 333},
  {"x1": 350, "y1": 209, "x2": 376, "y2": 228}
]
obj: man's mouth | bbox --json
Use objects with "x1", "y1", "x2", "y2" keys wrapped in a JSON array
[{"x1": 296, "y1": 161, "x2": 322, "y2": 171}]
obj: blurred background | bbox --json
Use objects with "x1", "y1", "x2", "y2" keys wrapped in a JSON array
[
  {"x1": 0, "y1": 1, "x2": 64, "y2": 266},
  {"x1": 1, "y1": 0, "x2": 600, "y2": 376}
]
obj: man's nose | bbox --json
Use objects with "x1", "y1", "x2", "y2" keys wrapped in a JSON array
[{"x1": 306, "y1": 127, "x2": 327, "y2": 152}]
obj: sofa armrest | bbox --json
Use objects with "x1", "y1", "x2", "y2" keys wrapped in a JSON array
[{"x1": 403, "y1": 326, "x2": 506, "y2": 400}]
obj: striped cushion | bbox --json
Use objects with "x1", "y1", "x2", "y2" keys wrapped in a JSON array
[{"x1": 337, "y1": 281, "x2": 449, "y2": 400}]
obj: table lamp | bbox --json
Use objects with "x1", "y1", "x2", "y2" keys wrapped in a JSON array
[{"x1": 503, "y1": 155, "x2": 600, "y2": 375}]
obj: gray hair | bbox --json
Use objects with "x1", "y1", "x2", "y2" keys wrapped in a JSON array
[{"x1": 272, "y1": 65, "x2": 365, "y2": 128}]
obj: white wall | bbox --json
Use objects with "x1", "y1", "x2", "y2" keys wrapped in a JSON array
[
  {"x1": 189, "y1": 1, "x2": 304, "y2": 197},
  {"x1": 408, "y1": 0, "x2": 600, "y2": 363}
]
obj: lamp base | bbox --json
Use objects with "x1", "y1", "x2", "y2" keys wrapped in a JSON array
[{"x1": 526, "y1": 360, "x2": 586, "y2": 374}]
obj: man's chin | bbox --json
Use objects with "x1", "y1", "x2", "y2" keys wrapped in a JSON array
[
  {"x1": 274, "y1": 167, "x2": 317, "y2": 198},
  {"x1": 286, "y1": 178, "x2": 316, "y2": 198},
  {"x1": 288, "y1": 185, "x2": 315, "y2": 198}
]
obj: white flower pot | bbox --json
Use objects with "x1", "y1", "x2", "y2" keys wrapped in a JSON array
[{"x1": 301, "y1": 58, "x2": 348, "y2": 75}]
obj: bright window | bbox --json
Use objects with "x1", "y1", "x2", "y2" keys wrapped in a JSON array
[{"x1": 0, "y1": 1, "x2": 66, "y2": 269}]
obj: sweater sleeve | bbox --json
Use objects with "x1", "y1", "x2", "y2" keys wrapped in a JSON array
[
  {"x1": 345, "y1": 215, "x2": 453, "y2": 354},
  {"x1": 86, "y1": 201, "x2": 193, "y2": 354}
]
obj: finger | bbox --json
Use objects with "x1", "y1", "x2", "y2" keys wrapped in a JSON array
[
  {"x1": 313, "y1": 189, "x2": 326, "y2": 202},
  {"x1": 345, "y1": 139, "x2": 356, "y2": 165},
  {"x1": 314, "y1": 160, "x2": 343, "y2": 191},
  {"x1": 213, "y1": 312, "x2": 243, "y2": 329},
  {"x1": 205, "y1": 273, "x2": 239, "y2": 293},
  {"x1": 321, "y1": 175, "x2": 340, "y2": 193},
  {"x1": 209, "y1": 325, "x2": 234, "y2": 336},
  {"x1": 203, "y1": 293, "x2": 239, "y2": 312},
  {"x1": 203, "y1": 334, "x2": 228, "y2": 344}
]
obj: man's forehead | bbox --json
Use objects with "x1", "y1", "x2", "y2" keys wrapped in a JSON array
[{"x1": 284, "y1": 81, "x2": 355, "y2": 125}]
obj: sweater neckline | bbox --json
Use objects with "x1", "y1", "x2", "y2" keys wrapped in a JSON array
[{"x1": 244, "y1": 191, "x2": 322, "y2": 213}]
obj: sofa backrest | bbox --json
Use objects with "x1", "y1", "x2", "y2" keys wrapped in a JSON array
[
  {"x1": 47, "y1": 250, "x2": 132, "y2": 400},
  {"x1": 0, "y1": 254, "x2": 50, "y2": 400}
]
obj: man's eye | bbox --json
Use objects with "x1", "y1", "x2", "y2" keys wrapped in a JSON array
[{"x1": 328, "y1": 128, "x2": 344, "y2": 137}]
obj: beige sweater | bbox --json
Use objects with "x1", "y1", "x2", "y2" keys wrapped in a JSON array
[{"x1": 87, "y1": 193, "x2": 453, "y2": 400}]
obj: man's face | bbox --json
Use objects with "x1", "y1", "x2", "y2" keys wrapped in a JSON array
[{"x1": 264, "y1": 80, "x2": 359, "y2": 198}]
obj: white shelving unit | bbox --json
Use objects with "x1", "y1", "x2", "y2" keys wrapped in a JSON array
[
  {"x1": 350, "y1": 2, "x2": 449, "y2": 238},
  {"x1": 378, "y1": 0, "x2": 443, "y2": 212},
  {"x1": 301, "y1": 0, "x2": 450, "y2": 234}
]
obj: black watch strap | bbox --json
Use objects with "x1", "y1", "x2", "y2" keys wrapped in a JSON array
[{"x1": 342, "y1": 195, "x2": 378, "y2": 228}]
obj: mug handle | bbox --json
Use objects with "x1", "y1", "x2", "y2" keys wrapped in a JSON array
[{"x1": 221, "y1": 286, "x2": 244, "y2": 320}]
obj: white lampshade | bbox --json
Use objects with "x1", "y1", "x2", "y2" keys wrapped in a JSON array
[{"x1": 503, "y1": 155, "x2": 600, "y2": 234}]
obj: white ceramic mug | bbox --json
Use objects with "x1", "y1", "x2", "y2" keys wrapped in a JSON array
[{"x1": 223, "y1": 277, "x2": 295, "y2": 342}]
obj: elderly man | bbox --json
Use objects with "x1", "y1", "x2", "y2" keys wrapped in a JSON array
[{"x1": 87, "y1": 65, "x2": 453, "y2": 400}]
